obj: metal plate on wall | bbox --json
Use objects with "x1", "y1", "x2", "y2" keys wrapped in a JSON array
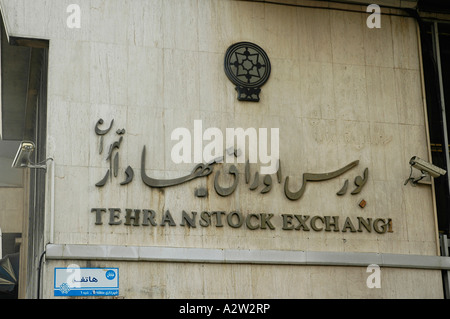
[{"x1": 224, "y1": 42, "x2": 271, "y2": 102}]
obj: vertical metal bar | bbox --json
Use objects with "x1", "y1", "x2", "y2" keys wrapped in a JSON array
[
  {"x1": 433, "y1": 22, "x2": 450, "y2": 299},
  {"x1": 433, "y1": 22, "x2": 450, "y2": 196},
  {"x1": 418, "y1": 21, "x2": 441, "y2": 256},
  {"x1": 441, "y1": 235, "x2": 450, "y2": 298},
  {"x1": 445, "y1": 234, "x2": 449, "y2": 299},
  {"x1": 442, "y1": 235, "x2": 448, "y2": 257}
]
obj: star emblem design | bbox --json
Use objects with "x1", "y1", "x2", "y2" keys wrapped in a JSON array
[
  {"x1": 224, "y1": 42, "x2": 271, "y2": 101},
  {"x1": 231, "y1": 49, "x2": 266, "y2": 84}
]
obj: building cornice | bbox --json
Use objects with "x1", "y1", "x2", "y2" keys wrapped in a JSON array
[{"x1": 46, "y1": 244, "x2": 450, "y2": 271}]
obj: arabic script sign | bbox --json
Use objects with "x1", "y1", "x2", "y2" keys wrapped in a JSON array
[
  {"x1": 54, "y1": 267, "x2": 119, "y2": 296},
  {"x1": 91, "y1": 118, "x2": 392, "y2": 235},
  {"x1": 94, "y1": 118, "x2": 369, "y2": 200}
]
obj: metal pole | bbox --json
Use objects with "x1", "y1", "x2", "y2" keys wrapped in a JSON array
[
  {"x1": 434, "y1": 22, "x2": 450, "y2": 299},
  {"x1": 36, "y1": 250, "x2": 46, "y2": 299},
  {"x1": 440, "y1": 234, "x2": 450, "y2": 298},
  {"x1": 433, "y1": 22, "x2": 450, "y2": 193}
]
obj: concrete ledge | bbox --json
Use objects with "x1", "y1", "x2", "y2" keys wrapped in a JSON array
[{"x1": 45, "y1": 244, "x2": 450, "y2": 270}]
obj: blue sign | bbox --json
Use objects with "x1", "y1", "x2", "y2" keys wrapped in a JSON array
[{"x1": 54, "y1": 267, "x2": 119, "y2": 296}]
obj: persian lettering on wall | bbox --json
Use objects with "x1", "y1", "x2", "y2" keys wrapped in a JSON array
[{"x1": 90, "y1": 118, "x2": 392, "y2": 235}]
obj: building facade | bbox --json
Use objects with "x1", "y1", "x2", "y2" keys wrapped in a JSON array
[{"x1": 1, "y1": 0, "x2": 450, "y2": 299}]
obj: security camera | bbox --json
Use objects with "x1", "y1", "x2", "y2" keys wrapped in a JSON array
[
  {"x1": 11, "y1": 141, "x2": 35, "y2": 168},
  {"x1": 409, "y1": 156, "x2": 446, "y2": 178},
  {"x1": 11, "y1": 141, "x2": 52, "y2": 170}
]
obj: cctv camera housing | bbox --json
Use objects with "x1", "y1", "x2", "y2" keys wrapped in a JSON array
[
  {"x1": 11, "y1": 141, "x2": 36, "y2": 168},
  {"x1": 409, "y1": 156, "x2": 447, "y2": 178}
]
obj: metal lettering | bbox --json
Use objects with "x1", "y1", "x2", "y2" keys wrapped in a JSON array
[
  {"x1": 120, "y1": 166, "x2": 134, "y2": 185},
  {"x1": 324, "y1": 216, "x2": 340, "y2": 232},
  {"x1": 94, "y1": 120, "x2": 373, "y2": 203},
  {"x1": 246, "y1": 214, "x2": 260, "y2": 230},
  {"x1": 141, "y1": 146, "x2": 215, "y2": 188},
  {"x1": 91, "y1": 208, "x2": 106, "y2": 225},
  {"x1": 95, "y1": 170, "x2": 109, "y2": 187},
  {"x1": 95, "y1": 118, "x2": 114, "y2": 136},
  {"x1": 95, "y1": 118, "x2": 114, "y2": 154},
  {"x1": 351, "y1": 168, "x2": 369, "y2": 194},
  {"x1": 284, "y1": 160, "x2": 359, "y2": 201},
  {"x1": 249, "y1": 171, "x2": 260, "y2": 190},
  {"x1": 261, "y1": 175, "x2": 272, "y2": 194},
  {"x1": 310, "y1": 216, "x2": 324, "y2": 231},
  {"x1": 90, "y1": 207, "x2": 393, "y2": 236},
  {"x1": 294, "y1": 215, "x2": 310, "y2": 231},
  {"x1": 342, "y1": 217, "x2": 357, "y2": 232},
  {"x1": 227, "y1": 211, "x2": 244, "y2": 228},
  {"x1": 180, "y1": 211, "x2": 197, "y2": 228},
  {"x1": 260, "y1": 213, "x2": 275, "y2": 230},
  {"x1": 373, "y1": 218, "x2": 388, "y2": 234},
  {"x1": 108, "y1": 208, "x2": 122, "y2": 225},
  {"x1": 336, "y1": 180, "x2": 349, "y2": 196},
  {"x1": 387, "y1": 219, "x2": 393, "y2": 232},
  {"x1": 199, "y1": 211, "x2": 211, "y2": 227},
  {"x1": 124, "y1": 209, "x2": 140, "y2": 226},
  {"x1": 142, "y1": 209, "x2": 157, "y2": 226},
  {"x1": 212, "y1": 211, "x2": 226, "y2": 227},
  {"x1": 357, "y1": 217, "x2": 372, "y2": 232},
  {"x1": 281, "y1": 214, "x2": 294, "y2": 230},
  {"x1": 214, "y1": 165, "x2": 239, "y2": 197},
  {"x1": 160, "y1": 210, "x2": 176, "y2": 226}
]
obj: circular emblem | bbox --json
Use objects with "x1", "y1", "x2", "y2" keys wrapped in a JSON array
[
  {"x1": 224, "y1": 42, "x2": 271, "y2": 89},
  {"x1": 105, "y1": 270, "x2": 116, "y2": 280}
]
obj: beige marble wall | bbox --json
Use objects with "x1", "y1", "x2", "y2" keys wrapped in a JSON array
[
  {"x1": 0, "y1": 187, "x2": 24, "y2": 233},
  {"x1": 41, "y1": 0, "x2": 434, "y2": 254},
  {"x1": 0, "y1": 188, "x2": 23, "y2": 233},
  {"x1": 0, "y1": 0, "x2": 442, "y2": 298},
  {"x1": 46, "y1": 259, "x2": 443, "y2": 299}
]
